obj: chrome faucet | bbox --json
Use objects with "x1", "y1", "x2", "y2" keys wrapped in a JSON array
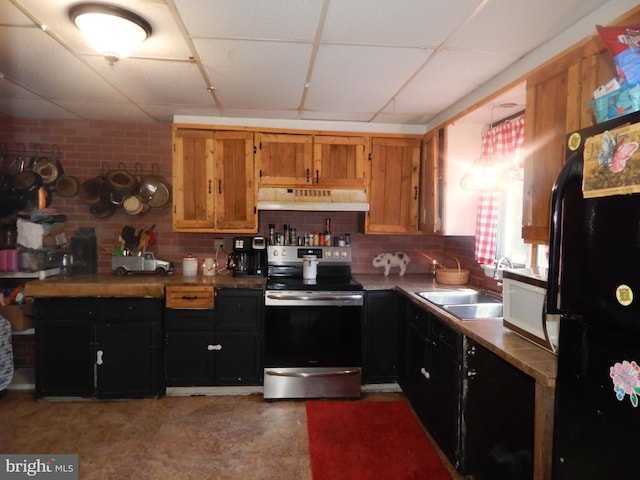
[{"x1": 494, "y1": 256, "x2": 513, "y2": 279}]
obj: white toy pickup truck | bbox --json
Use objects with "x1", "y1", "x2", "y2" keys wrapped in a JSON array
[{"x1": 111, "y1": 253, "x2": 174, "y2": 276}]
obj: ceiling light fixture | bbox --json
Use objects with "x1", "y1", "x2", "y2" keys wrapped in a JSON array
[{"x1": 69, "y1": 3, "x2": 152, "y2": 64}]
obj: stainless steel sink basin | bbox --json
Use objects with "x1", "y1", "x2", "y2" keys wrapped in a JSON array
[
  {"x1": 416, "y1": 290, "x2": 501, "y2": 306},
  {"x1": 443, "y1": 303, "x2": 503, "y2": 319}
]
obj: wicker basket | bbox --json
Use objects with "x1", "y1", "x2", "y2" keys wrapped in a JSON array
[{"x1": 435, "y1": 257, "x2": 470, "y2": 285}]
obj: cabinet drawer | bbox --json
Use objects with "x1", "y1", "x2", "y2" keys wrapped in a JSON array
[
  {"x1": 165, "y1": 308, "x2": 215, "y2": 330},
  {"x1": 166, "y1": 286, "x2": 214, "y2": 309},
  {"x1": 431, "y1": 317, "x2": 462, "y2": 360},
  {"x1": 97, "y1": 298, "x2": 162, "y2": 322}
]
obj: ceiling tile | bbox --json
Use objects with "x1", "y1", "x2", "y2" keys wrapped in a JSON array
[
  {"x1": 175, "y1": 0, "x2": 323, "y2": 40},
  {"x1": 196, "y1": 38, "x2": 312, "y2": 109},
  {"x1": 323, "y1": 0, "x2": 484, "y2": 46},
  {"x1": 448, "y1": 0, "x2": 611, "y2": 53},
  {"x1": 82, "y1": 57, "x2": 212, "y2": 106},
  {"x1": 54, "y1": 100, "x2": 155, "y2": 122},
  {"x1": 0, "y1": 27, "x2": 130, "y2": 102},
  {"x1": 0, "y1": 97, "x2": 81, "y2": 119},
  {"x1": 305, "y1": 44, "x2": 432, "y2": 114},
  {"x1": 392, "y1": 48, "x2": 520, "y2": 116}
]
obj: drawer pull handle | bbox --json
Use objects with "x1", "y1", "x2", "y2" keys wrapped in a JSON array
[
  {"x1": 208, "y1": 344, "x2": 222, "y2": 351},
  {"x1": 420, "y1": 367, "x2": 430, "y2": 379},
  {"x1": 96, "y1": 350, "x2": 104, "y2": 365},
  {"x1": 182, "y1": 295, "x2": 199, "y2": 300}
]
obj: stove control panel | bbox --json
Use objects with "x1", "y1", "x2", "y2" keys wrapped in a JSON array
[{"x1": 267, "y1": 246, "x2": 351, "y2": 264}]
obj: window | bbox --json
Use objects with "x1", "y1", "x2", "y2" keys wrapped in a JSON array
[{"x1": 473, "y1": 114, "x2": 528, "y2": 267}]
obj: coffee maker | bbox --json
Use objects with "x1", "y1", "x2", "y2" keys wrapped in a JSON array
[{"x1": 227, "y1": 236, "x2": 267, "y2": 277}]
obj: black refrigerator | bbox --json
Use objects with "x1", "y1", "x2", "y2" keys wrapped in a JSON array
[{"x1": 549, "y1": 110, "x2": 640, "y2": 479}]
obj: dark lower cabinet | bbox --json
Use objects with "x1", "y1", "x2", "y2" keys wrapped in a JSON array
[
  {"x1": 399, "y1": 298, "x2": 534, "y2": 479},
  {"x1": 164, "y1": 288, "x2": 263, "y2": 387},
  {"x1": 462, "y1": 339, "x2": 535, "y2": 479},
  {"x1": 363, "y1": 290, "x2": 400, "y2": 383},
  {"x1": 35, "y1": 298, "x2": 94, "y2": 397},
  {"x1": 35, "y1": 297, "x2": 162, "y2": 399},
  {"x1": 215, "y1": 288, "x2": 263, "y2": 386}
]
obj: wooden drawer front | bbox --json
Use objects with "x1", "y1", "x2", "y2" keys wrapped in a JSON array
[{"x1": 166, "y1": 286, "x2": 214, "y2": 309}]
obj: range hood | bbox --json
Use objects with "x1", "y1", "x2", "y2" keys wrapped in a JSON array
[{"x1": 257, "y1": 188, "x2": 369, "y2": 211}]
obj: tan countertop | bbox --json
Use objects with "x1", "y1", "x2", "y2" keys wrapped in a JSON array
[{"x1": 23, "y1": 271, "x2": 266, "y2": 298}]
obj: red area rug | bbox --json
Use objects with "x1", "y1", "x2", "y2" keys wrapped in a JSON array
[{"x1": 306, "y1": 400, "x2": 452, "y2": 480}]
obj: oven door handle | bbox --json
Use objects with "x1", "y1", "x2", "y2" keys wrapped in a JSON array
[
  {"x1": 265, "y1": 369, "x2": 360, "y2": 378},
  {"x1": 265, "y1": 293, "x2": 363, "y2": 302}
]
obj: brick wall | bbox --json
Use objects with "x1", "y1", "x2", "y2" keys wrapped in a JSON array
[{"x1": 0, "y1": 117, "x2": 493, "y2": 285}]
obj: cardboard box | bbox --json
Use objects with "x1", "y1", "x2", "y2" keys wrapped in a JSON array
[
  {"x1": 591, "y1": 83, "x2": 640, "y2": 123},
  {"x1": 0, "y1": 303, "x2": 35, "y2": 331}
]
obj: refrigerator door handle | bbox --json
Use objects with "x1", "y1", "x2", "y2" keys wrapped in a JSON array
[{"x1": 547, "y1": 151, "x2": 584, "y2": 315}]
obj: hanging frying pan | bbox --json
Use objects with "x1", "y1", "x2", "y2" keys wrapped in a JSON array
[
  {"x1": 55, "y1": 175, "x2": 80, "y2": 197},
  {"x1": 79, "y1": 176, "x2": 106, "y2": 206},
  {"x1": 33, "y1": 145, "x2": 63, "y2": 185}
]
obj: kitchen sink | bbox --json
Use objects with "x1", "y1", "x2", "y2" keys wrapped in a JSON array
[
  {"x1": 416, "y1": 289, "x2": 501, "y2": 306},
  {"x1": 443, "y1": 303, "x2": 503, "y2": 320}
]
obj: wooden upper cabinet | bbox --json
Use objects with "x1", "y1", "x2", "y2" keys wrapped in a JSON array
[
  {"x1": 173, "y1": 129, "x2": 215, "y2": 231},
  {"x1": 365, "y1": 137, "x2": 421, "y2": 234},
  {"x1": 420, "y1": 129, "x2": 442, "y2": 235},
  {"x1": 255, "y1": 132, "x2": 313, "y2": 186},
  {"x1": 522, "y1": 7, "x2": 640, "y2": 244},
  {"x1": 173, "y1": 129, "x2": 256, "y2": 233},
  {"x1": 313, "y1": 135, "x2": 370, "y2": 188},
  {"x1": 213, "y1": 131, "x2": 257, "y2": 232}
]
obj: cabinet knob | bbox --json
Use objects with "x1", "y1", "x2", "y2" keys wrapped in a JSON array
[
  {"x1": 467, "y1": 369, "x2": 477, "y2": 379},
  {"x1": 420, "y1": 367, "x2": 430, "y2": 379},
  {"x1": 207, "y1": 344, "x2": 222, "y2": 351},
  {"x1": 96, "y1": 350, "x2": 104, "y2": 365}
]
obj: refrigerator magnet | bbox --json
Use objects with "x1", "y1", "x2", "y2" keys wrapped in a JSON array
[
  {"x1": 615, "y1": 284, "x2": 633, "y2": 306},
  {"x1": 610, "y1": 360, "x2": 640, "y2": 407}
]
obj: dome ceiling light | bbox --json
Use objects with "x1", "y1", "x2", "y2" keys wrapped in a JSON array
[{"x1": 69, "y1": 3, "x2": 152, "y2": 64}]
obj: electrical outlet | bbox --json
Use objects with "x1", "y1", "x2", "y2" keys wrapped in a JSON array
[{"x1": 214, "y1": 237, "x2": 224, "y2": 250}]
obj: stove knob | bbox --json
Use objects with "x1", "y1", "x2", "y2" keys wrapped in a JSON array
[
  {"x1": 272, "y1": 249, "x2": 279, "y2": 256},
  {"x1": 341, "y1": 250, "x2": 348, "y2": 257},
  {"x1": 281, "y1": 249, "x2": 287, "y2": 256},
  {"x1": 325, "y1": 250, "x2": 332, "y2": 257}
]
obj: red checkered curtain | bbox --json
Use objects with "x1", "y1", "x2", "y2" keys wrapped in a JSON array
[{"x1": 474, "y1": 115, "x2": 525, "y2": 265}]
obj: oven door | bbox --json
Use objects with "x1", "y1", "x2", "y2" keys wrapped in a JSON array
[
  {"x1": 263, "y1": 298, "x2": 363, "y2": 399},
  {"x1": 264, "y1": 303, "x2": 362, "y2": 367}
]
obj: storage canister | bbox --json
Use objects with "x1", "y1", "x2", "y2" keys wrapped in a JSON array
[{"x1": 182, "y1": 255, "x2": 198, "y2": 276}]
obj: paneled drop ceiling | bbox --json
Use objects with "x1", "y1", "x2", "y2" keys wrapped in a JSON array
[{"x1": 0, "y1": 0, "x2": 634, "y2": 125}]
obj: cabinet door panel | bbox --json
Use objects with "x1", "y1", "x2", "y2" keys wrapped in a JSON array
[
  {"x1": 35, "y1": 317, "x2": 94, "y2": 397},
  {"x1": 256, "y1": 133, "x2": 313, "y2": 186},
  {"x1": 96, "y1": 320, "x2": 160, "y2": 398},
  {"x1": 215, "y1": 288, "x2": 263, "y2": 331},
  {"x1": 428, "y1": 346, "x2": 461, "y2": 466},
  {"x1": 216, "y1": 331, "x2": 263, "y2": 385},
  {"x1": 313, "y1": 135, "x2": 369, "y2": 188},
  {"x1": 165, "y1": 331, "x2": 216, "y2": 386},
  {"x1": 367, "y1": 137, "x2": 420, "y2": 233},
  {"x1": 173, "y1": 130, "x2": 215, "y2": 230},
  {"x1": 363, "y1": 291, "x2": 399, "y2": 383},
  {"x1": 214, "y1": 131, "x2": 257, "y2": 231}
]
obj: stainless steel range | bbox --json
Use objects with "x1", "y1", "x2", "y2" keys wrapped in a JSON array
[{"x1": 263, "y1": 245, "x2": 363, "y2": 400}]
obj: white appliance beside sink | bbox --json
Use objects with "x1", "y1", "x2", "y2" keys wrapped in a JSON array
[{"x1": 502, "y1": 268, "x2": 559, "y2": 354}]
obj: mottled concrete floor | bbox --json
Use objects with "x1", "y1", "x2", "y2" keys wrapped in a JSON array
[{"x1": 0, "y1": 390, "x2": 460, "y2": 479}]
